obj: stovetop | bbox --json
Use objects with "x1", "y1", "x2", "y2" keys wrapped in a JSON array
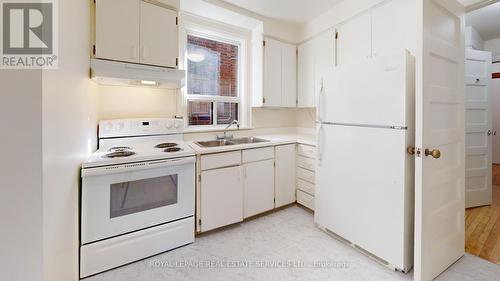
[
  {"x1": 82, "y1": 119, "x2": 195, "y2": 169},
  {"x1": 83, "y1": 137, "x2": 195, "y2": 169}
]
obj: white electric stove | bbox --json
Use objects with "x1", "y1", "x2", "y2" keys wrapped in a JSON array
[{"x1": 80, "y1": 118, "x2": 195, "y2": 278}]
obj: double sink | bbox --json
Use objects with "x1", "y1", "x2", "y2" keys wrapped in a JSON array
[{"x1": 195, "y1": 137, "x2": 269, "y2": 148}]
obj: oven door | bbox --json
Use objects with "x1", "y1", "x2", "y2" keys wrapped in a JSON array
[{"x1": 81, "y1": 157, "x2": 195, "y2": 244}]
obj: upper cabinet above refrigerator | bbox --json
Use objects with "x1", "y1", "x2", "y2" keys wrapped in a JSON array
[
  {"x1": 297, "y1": 29, "x2": 336, "y2": 108},
  {"x1": 94, "y1": 0, "x2": 178, "y2": 69}
]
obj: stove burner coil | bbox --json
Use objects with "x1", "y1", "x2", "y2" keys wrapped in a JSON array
[
  {"x1": 105, "y1": 151, "x2": 136, "y2": 158},
  {"x1": 155, "y1": 143, "x2": 178, "y2": 149},
  {"x1": 164, "y1": 147, "x2": 182, "y2": 153},
  {"x1": 109, "y1": 146, "x2": 132, "y2": 152}
]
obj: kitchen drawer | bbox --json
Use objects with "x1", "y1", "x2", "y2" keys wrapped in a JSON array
[
  {"x1": 201, "y1": 151, "x2": 241, "y2": 171},
  {"x1": 297, "y1": 178, "x2": 315, "y2": 195},
  {"x1": 80, "y1": 217, "x2": 194, "y2": 278},
  {"x1": 242, "y1": 147, "x2": 274, "y2": 163},
  {"x1": 297, "y1": 144, "x2": 316, "y2": 159},
  {"x1": 297, "y1": 156, "x2": 315, "y2": 171},
  {"x1": 297, "y1": 167, "x2": 315, "y2": 184},
  {"x1": 297, "y1": 190, "x2": 314, "y2": 210}
]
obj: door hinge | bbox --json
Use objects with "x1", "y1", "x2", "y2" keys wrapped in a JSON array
[
  {"x1": 274, "y1": 161, "x2": 276, "y2": 167},
  {"x1": 335, "y1": 32, "x2": 339, "y2": 39},
  {"x1": 198, "y1": 174, "x2": 201, "y2": 182},
  {"x1": 176, "y1": 16, "x2": 178, "y2": 25},
  {"x1": 176, "y1": 58, "x2": 178, "y2": 66},
  {"x1": 262, "y1": 97, "x2": 266, "y2": 104},
  {"x1": 263, "y1": 40, "x2": 266, "y2": 47},
  {"x1": 92, "y1": 45, "x2": 96, "y2": 55},
  {"x1": 198, "y1": 219, "x2": 202, "y2": 226}
]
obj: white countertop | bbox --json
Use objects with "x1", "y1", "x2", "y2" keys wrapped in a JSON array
[{"x1": 188, "y1": 133, "x2": 316, "y2": 155}]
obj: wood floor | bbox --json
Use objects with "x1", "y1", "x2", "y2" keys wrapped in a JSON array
[{"x1": 465, "y1": 164, "x2": 500, "y2": 264}]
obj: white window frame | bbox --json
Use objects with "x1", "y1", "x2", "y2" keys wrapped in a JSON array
[{"x1": 179, "y1": 13, "x2": 251, "y2": 131}]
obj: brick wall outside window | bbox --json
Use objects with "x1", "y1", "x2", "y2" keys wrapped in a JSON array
[{"x1": 187, "y1": 35, "x2": 239, "y2": 126}]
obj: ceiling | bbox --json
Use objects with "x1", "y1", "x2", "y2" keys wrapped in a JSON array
[
  {"x1": 466, "y1": 1, "x2": 500, "y2": 40},
  {"x1": 220, "y1": 0, "x2": 344, "y2": 24}
]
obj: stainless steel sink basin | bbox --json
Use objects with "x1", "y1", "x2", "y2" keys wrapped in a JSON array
[
  {"x1": 195, "y1": 137, "x2": 269, "y2": 148},
  {"x1": 194, "y1": 139, "x2": 235, "y2": 148},
  {"x1": 230, "y1": 137, "x2": 269, "y2": 145}
]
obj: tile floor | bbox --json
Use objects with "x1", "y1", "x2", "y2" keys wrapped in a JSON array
[{"x1": 86, "y1": 206, "x2": 500, "y2": 281}]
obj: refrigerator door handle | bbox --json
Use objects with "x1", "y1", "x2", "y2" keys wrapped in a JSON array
[
  {"x1": 317, "y1": 78, "x2": 324, "y2": 122},
  {"x1": 317, "y1": 124, "x2": 323, "y2": 162}
]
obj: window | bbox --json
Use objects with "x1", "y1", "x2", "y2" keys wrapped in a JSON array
[{"x1": 186, "y1": 34, "x2": 241, "y2": 127}]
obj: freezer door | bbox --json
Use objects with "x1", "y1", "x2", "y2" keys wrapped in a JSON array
[
  {"x1": 315, "y1": 124, "x2": 414, "y2": 270},
  {"x1": 317, "y1": 50, "x2": 414, "y2": 127}
]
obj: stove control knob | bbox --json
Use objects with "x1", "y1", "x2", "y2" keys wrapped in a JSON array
[
  {"x1": 116, "y1": 122, "x2": 125, "y2": 130},
  {"x1": 104, "y1": 122, "x2": 114, "y2": 131}
]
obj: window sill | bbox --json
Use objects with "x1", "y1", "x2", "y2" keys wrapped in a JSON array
[{"x1": 183, "y1": 126, "x2": 254, "y2": 134}]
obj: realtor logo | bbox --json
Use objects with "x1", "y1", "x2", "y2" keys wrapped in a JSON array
[{"x1": 1, "y1": 0, "x2": 58, "y2": 69}]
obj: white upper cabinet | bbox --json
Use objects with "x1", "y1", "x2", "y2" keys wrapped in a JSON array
[
  {"x1": 297, "y1": 40, "x2": 316, "y2": 108},
  {"x1": 336, "y1": 12, "x2": 372, "y2": 65},
  {"x1": 297, "y1": 29, "x2": 336, "y2": 108},
  {"x1": 263, "y1": 38, "x2": 297, "y2": 108},
  {"x1": 95, "y1": 0, "x2": 178, "y2": 68},
  {"x1": 139, "y1": 1, "x2": 178, "y2": 68},
  {"x1": 95, "y1": 0, "x2": 140, "y2": 63},
  {"x1": 263, "y1": 38, "x2": 282, "y2": 107},
  {"x1": 371, "y1": 0, "x2": 416, "y2": 57},
  {"x1": 282, "y1": 43, "x2": 297, "y2": 107}
]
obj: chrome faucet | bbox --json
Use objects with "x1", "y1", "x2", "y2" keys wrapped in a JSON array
[{"x1": 217, "y1": 120, "x2": 240, "y2": 140}]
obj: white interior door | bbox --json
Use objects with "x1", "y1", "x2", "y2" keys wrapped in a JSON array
[
  {"x1": 414, "y1": 1, "x2": 465, "y2": 281},
  {"x1": 465, "y1": 49, "x2": 492, "y2": 208},
  {"x1": 491, "y1": 63, "x2": 500, "y2": 163}
]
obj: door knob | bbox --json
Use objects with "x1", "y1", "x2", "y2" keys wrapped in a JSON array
[
  {"x1": 488, "y1": 130, "x2": 492, "y2": 136},
  {"x1": 407, "y1": 146, "x2": 415, "y2": 155},
  {"x1": 425, "y1": 148, "x2": 441, "y2": 159}
]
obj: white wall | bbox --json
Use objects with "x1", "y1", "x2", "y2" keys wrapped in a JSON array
[
  {"x1": 465, "y1": 26, "x2": 484, "y2": 50},
  {"x1": 97, "y1": 84, "x2": 315, "y2": 129},
  {"x1": 42, "y1": 0, "x2": 99, "y2": 280},
  {"x1": 0, "y1": 70, "x2": 43, "y2": 281},
  {"x1": 484, "y1": 38, "x2": 500, "y2": 62},
  {"x1": 98, "y1": 85, "x2": 177, "y2": 120}
]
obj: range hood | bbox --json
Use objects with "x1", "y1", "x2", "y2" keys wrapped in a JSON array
[{"x1": 90, "y1": 59, "x2": 186, "y2": 89}]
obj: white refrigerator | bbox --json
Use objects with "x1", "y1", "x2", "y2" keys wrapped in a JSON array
[{"x1": 315, "y1": 50, "x2": 415, "y2": 272}]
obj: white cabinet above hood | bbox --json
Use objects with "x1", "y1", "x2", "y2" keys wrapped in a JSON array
[{"x1": 90, "y1": 59, "x2": 186, "y2": 89}]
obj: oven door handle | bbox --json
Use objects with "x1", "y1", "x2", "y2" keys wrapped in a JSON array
[{"x1": 82, "y1": 156, "x2": 196, "y2": 177}]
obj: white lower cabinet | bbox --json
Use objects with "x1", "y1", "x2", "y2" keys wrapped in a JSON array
[
  {"x1": 200, "y1": 165, "x2": 243, "y2": 232},
  {"x1": 296, "y1": 144, "x2": 316, "y2": 210},
  {"x1": 243, "y1": 159, "x2": 275, "y2": 218},
  {"x1": 197, "y1": 144, "x2": 305, "y2": 232},
  {"x1": 275, "y1": 144, "x2": 296, "y2": 207}
]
